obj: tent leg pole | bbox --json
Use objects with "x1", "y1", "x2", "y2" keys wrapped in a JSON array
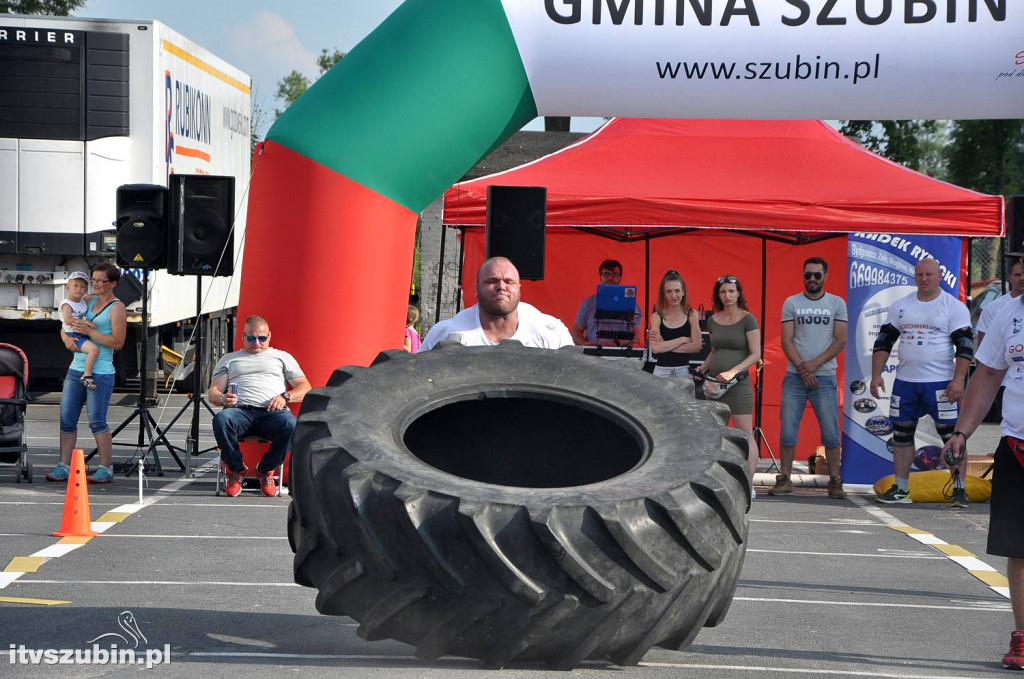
[
  {"x1": 753, "y1": 237, "x2": 778, "y2": 473},
  {"x1": 644, "y1": 236, "x2": 651, "y2": 334},
  {"x1": 966, "y1": 237, "x2": 973, "y2": 300},
  {"x1": 455, "y1": 226, "x2": 466, "y2": 313},
  {"x1": 434, "y1": 224, "x2": 447, "y2": 324},
  {"x1": 999, "y1": 237, "x2": 1006, "y2": 289}
]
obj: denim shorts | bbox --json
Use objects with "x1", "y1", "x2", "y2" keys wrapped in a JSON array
[
  {"x1": 59, "y1": 369, "x2": 115, "y2": 435},
  {"x1": 652, "y1": 365, "x2": 690, "y2": 378},
  {"x1": 779, "y1": 372, "x2": 840, "y2": 448}
]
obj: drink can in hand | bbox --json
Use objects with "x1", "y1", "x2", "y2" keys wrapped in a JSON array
[{"x1": 228, "y1": 383, "x2": 238, "y2": 395}]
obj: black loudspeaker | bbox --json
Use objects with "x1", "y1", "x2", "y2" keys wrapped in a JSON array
[
  {"x1": 167, "y1": 174, "x2": 235, "y2": 276},
  {"x1": 1008, "y1": 195, "x2": 1024, "y2": 254},
  {"x1": 113, "y1": 271, "x2": 144, "y2": 307},
  {"x1": 485, "y1": 185, "x2": 546, "y2": 281},
  {"x1": 116, "y1": 184, "x2": 167, "y2": 268}
]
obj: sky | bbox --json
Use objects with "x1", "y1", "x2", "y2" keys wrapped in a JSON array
[{"x1": 74, "y1": 0, "x2": 601, "y2": 138}]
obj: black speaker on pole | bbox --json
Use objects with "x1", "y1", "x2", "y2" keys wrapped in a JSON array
[
  {"x1": 116, "y1": 184, "x2": 168, "y2": 268},
  {"x1": 1008, "y1": 195, "x2": 1024, "y2": 254},
  {"x1": 113, "y1": 270, "x2": 144, "y2": 307},
  {"x1": 167, "y1": 174, "x2": 235, "y2": 276},
  {"x1": 485, "y1": 185, "x2": 547, "y2": 281}
]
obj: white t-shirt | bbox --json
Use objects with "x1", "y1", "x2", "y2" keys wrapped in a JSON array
[
  {"x1": 60, "y1": 297, "x2": 88, "y2": 333},
  {"x1": 974, "y1": 295, "x2": 1024, "y2": 439},
  {"x1": 781, "y1": 291, "x2": 848, "y2": 376},
  {"x1": 419, "y1": 302, "x2": 574, "y2": 352},
  {"x1": 977, "y1": 292, "x2": 1022, "y2": 388},
  {"x1": 884, "y1": 291, "x2": 971, "y2": 383},
  {"x1": 977, "y1": 292, "x2": 1021, "y2": 335}
]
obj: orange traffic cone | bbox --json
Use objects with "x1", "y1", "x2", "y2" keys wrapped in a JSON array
[{"x1": 52, "y1": 449, "x2": 99, "y2": 538}]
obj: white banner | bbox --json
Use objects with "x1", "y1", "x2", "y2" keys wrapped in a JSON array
[{"x1": 501, "y1": 0, "x2": 1024, "y2": 119}]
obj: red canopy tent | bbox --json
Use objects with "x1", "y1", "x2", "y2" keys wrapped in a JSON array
[{"x1": 441, "y1": 119, "x2": 1003, "y2": 463}]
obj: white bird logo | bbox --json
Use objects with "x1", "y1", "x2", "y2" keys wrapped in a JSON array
[{"x1": 87, "y1": 611, "x2": 148, "y2": 648}]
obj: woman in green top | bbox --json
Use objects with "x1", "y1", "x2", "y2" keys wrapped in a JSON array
[{"x1": 698, "y1": 275, "x2": 761, "y2": 482}]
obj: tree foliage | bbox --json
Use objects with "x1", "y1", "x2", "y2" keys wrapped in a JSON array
[
  {"x1": 839, "y1": 120, "x2": 938, "y2": 172},
  {"x1": 944, "y1": 120, "x2": 1024, "y2": 196},
  {"x1": 0, "y1": 0, "x2": 84, "y2": 14},
  {"x1": 274, "y1": 48, "x2": 344, "y2": 118}
]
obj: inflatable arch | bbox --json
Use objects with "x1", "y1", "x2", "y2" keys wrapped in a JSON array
[{"x1": 240, "y1": 0, "x2": 1022, "y2": 382}]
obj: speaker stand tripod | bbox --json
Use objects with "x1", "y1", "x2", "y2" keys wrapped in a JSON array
[
  {"x1": 88, "y1": 268, "x2": 185, "y2": 475},
  {"x1": 141, "y1": 275, "x2": 218, "y2": 478},
  {"x1": 752, "y1": 360, "x2": 780, "y2": 474}
]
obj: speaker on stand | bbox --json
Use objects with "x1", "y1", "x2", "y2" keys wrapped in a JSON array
[
  {"x1": 97, "y1": 185, "x2": 184, "y2": 474},
  {"x1": 167, "y1": 174, "x2": 235, "y2": 277},
  {"x1": 115, "y1": 184, "x2": 167, "y2": 268},
  {"x1": 158, "y1": 175, "x2": 237, "y2": 476},
  {"x1": 485, "y1": 185, "x2": 547, "y2": 281}
]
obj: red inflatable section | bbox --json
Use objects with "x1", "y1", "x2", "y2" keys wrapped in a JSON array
[
  {"x1": 461, "y1": 228, "x2": 850, "y2": 462},
  {"x1": 239, "y1": 141, "x2": 419, "y2": 385}
]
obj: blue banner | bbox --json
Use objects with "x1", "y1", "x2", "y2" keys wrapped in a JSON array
[{"x1": 841, "y1": 234, "x2": 962, "y2": 484}]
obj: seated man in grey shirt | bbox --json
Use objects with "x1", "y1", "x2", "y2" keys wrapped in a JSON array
[{"x1": 209, "y1": 314, "x2": 311, "y2": 497}]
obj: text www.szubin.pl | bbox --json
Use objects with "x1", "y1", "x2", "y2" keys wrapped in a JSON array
[{"x1": 657, "y1": 53, "x2": 881, "y2": 84}]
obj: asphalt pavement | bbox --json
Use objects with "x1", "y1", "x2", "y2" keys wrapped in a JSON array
[{"x1": 0, "y1": 395, "x2": 1014, "y2": 678}]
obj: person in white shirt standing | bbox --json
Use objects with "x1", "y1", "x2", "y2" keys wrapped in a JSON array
[
  {"x1": 977, "y1": 257, "x2": 1024, "y2": 361},
  {"x1": 419, "y1": 257, "x2": 573, "y2": 351},
  {"x1": 770, "y1": 257, "x2": 848, "y2": 499},
  {"x1": 941, "y1": 254, "x2": 1024, "y2": 670},
  {"x1": 870, "y1": 258, "x2": 973, "y2": 507}
]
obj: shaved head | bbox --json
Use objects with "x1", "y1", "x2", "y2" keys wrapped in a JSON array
[{"x1": 914, "y1": 258, "x2": 941, "y2": 299}]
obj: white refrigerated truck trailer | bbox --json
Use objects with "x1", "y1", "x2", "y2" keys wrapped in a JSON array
[{"x1": 0, "y1": 15, "x2": 251, "y2": 388}]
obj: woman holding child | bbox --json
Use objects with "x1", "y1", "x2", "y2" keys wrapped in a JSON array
[{"x1": 46, "y1": 263, "x2": 126, "y2": 484}]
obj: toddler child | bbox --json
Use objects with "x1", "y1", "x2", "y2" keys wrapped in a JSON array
[
  {"x1": 404, "y1": 305, "x2": 421, "y2": 353},
  {"x1": 60, "y1": 271, "x2": 100, "y2": 390}
]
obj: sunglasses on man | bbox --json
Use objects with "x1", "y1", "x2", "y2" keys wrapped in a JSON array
[
  {"x1": 804, "y1": 271, "x2": 824, "y2": 281},
  {"x1": 245, "y1": 335, "x2": 269, "y2": 343}
]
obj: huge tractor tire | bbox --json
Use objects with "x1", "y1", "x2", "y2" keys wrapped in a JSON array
[{"x1": 288, "y1": 342, "x2": 750, "y2": 669}]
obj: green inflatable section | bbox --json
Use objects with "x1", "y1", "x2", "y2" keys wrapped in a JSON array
[{"x1": 268, "y1": 0, "x2": 537, "y2": 213}]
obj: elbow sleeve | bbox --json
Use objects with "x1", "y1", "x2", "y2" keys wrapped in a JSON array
[
  {"x1": 951, "y1": 327, "x2": 974, "y2": 361},
  {"x1": 872, "y1": 323, "x2": 900, "y2": 354}
]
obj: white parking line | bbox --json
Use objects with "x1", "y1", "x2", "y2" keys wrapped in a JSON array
[
  {"x1": 0, "y1": 462, "x2": 218, "y2": 591},
  {"x1": 16, "y1": 580, "x2": 301, "y2": 586},
  {"x1": 0, "y1": 502, "x2": 287, "y2": 508},
  {"x1": 733, "y1": 596, "x2": 1010, "y2": 612},
  {"x1": 747, "y1": 549, "x2": 941, "y2": 560},
  {"x1": 95, "y1": 534, "x2": 287, "y2": 540},
  {"x1": 155, "y1": 651, "x2": 1000, "y2": 678},
  {"x1": 849, "y1": 495, "x2": 1010, "y2": 599},
  {"x1": 640, "y1": 661, "x2": 992, "y2": 678},
  {"x1": 749, "y1": 518, "x2": 879, "y2": 526}
]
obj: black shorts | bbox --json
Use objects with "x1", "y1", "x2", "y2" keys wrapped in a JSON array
[{"x1": 987, "y1": 436, "x2": 1024, "y2": 559}]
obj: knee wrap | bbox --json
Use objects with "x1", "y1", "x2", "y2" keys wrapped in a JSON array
[
  {"x1": 934, "y1": 422, "x2": 956, "y2": 443},
  {"x1": 892, "y1": 419, "x2": 917, "y2": 447}
]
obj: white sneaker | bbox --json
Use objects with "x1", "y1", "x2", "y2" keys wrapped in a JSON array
[{"x1": 751, "y1": 488, "x2": 757, "y2": 500}]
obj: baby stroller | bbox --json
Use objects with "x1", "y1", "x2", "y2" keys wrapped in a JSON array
[{"x1": 0, "y1": 343, "x2": 31, "y2": 482}]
